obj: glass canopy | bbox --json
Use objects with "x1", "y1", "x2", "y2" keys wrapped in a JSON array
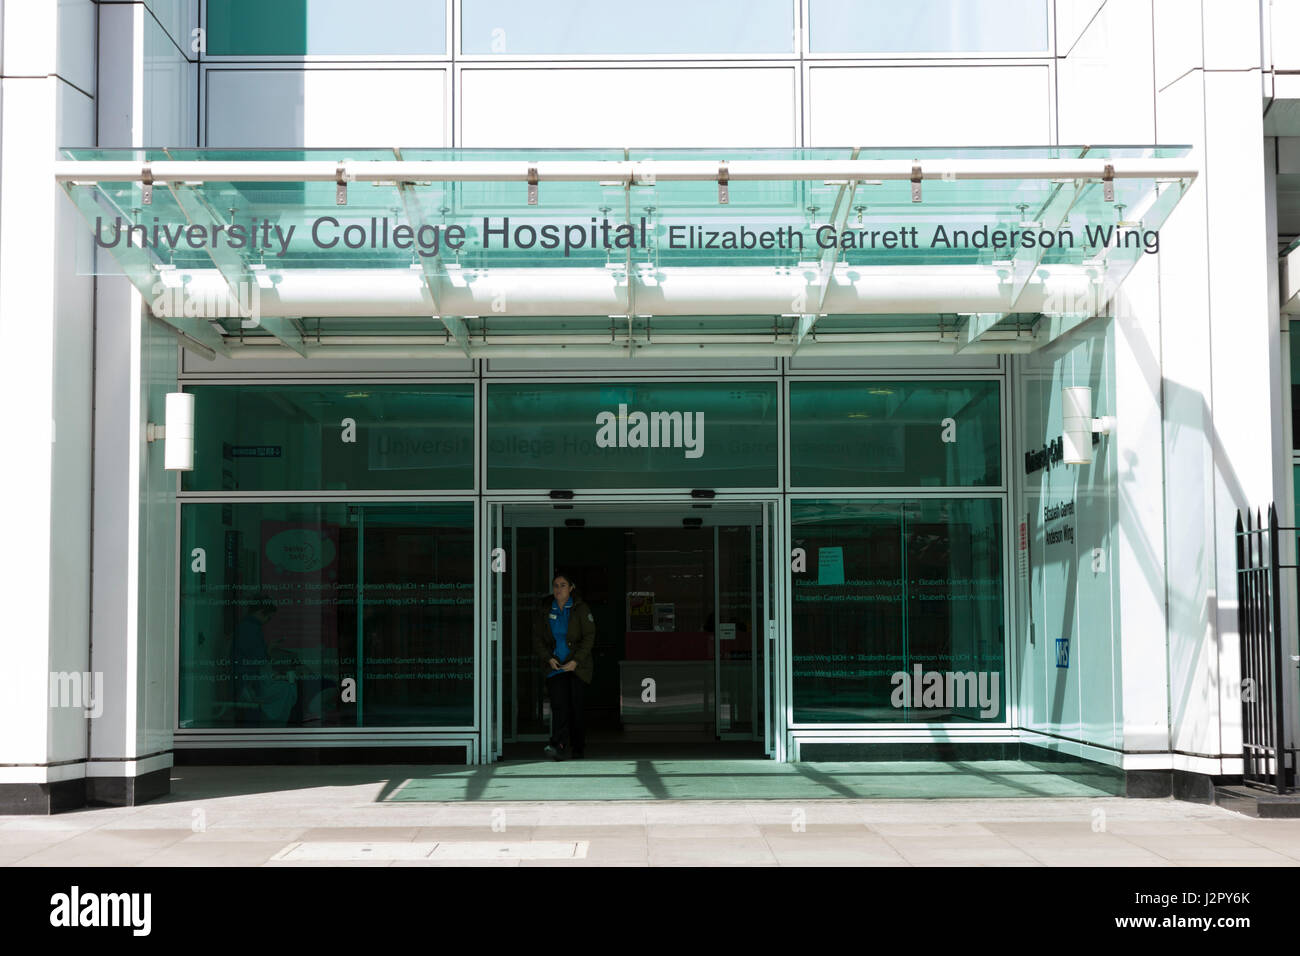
[{"x1": 57, "y1": 146, "x2": 1194, "y2": 359}]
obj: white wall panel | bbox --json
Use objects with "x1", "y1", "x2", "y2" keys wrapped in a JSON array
[
  {"x1": 145, "y1": 9, "x2": 196, "y2": 146},
  {"x1": 1271, "y1": 0, "x2": 1300, "y2": 71},
  {"x1": 1057, "y1": 0, "x2": 1155, "y2": 144},
  {"x1": 1202, "y1": 0, "x2": 1262, "y2": 72},
  {"x1": 143, "y1": 0, "x2": 198, "y2": 55},
  {"x1": 3, "y1": 0, "x2": 56, "y2": 75},
  {"x1": 807, "y1": 66, "x2": 1051, "y2": 147},
  {"x1": 1204, "y1": 70, "x2": 1278, "y2": 762},
  {"x1": 1155, "y1": 71, "x2": 1220, "y2": 761},
  {"x1": 49, "y1": 78, "x2": 96, "y2": 765},
  {"x1": 1111, "y1": 256, "x2": 1171, "y2": 754},
  {"x1": 460, "y1": 67, "x2": 797, "y2": 147},
  {"x1": 0, "y1": 77, "x2": 62, "y2": 767},
  {"x1": 1053, "y1": 0, "x2": 1106, "y2": 56},
  {"x1": 1152, "y1": 0, "x2": 1203, "y2": 93},
  {"x1": 206, "y1": 68, "x2": 447, "y2": 147},
  {"x1": 56, "y1": 0, "x2": 95, "y2": 94}
]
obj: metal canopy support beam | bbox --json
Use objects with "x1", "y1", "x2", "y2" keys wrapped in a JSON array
[
  {"x1": 1007, "y1": 179, "x2": 1085, "y2": 311},
  {"x1": 168, "y1": 183, "x2": 308, "y2": 357},
  {"x1": 1037, "y1": 311, "x2": 1100, "y2": 344},
  {"x1": 959, "y1": 174, "x2": 1086, "y2": 352},
  {"x1": 395, "y1": 181, "x2": 471, "y2": 356},
  {"x1": 1034, "y1": 178, "x2": 1189, "y2": 350},
  {"x1": 1281, "y1": 240, "x2": 1300, "y2": 314},
  {"x1": 54, "y1": 158, "x2": 1200, "y2": 185},
  {"x1": 793, "y1": 148, "x2": 860, "y2": 354},
  {"x1": 954, "y1": 313, "x2": 1006, "y2": 353},
  {"x1": 60, "y1": 184, "x2": 230, "y2": 356}
]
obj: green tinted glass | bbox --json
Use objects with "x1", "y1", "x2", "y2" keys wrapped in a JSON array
[
  {"x1": 178, "y1": 501, "x2": 474, "y2": 729},
  {"x1": 790, "y1": 380, "x2": 1001, "y2": 487},
  {"x1": 206, "y1": 0, "x2": 446, "y2": 55},
  {"x1": 791, "y1": 498, "x2": 1005, "y2": 723},
  {"x1": 182, "y1": 385, "x2": 473, "y2": 491},
  {"x1": 486, "y1": 381, "x2": 779, "y2": 490}
]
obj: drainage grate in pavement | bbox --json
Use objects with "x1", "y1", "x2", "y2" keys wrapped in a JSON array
[{"x1": 271, "y1": 841, "x2": 589, "y2": 862}]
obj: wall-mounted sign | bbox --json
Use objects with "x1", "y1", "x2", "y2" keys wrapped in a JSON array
[{"x1": 226, "y1": 444, "x2": 282, "y2": 459}]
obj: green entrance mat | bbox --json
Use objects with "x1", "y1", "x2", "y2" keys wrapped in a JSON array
[{"x1": 385, "y1": 759, "x2": 1113, "y2": 802}]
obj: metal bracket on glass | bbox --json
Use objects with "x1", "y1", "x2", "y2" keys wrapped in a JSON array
[
  {"x1": 335, "y1": 163, "x2": 348, "y2": 205},
  {"x1": 911, "y1": 163, "x2": 922, "y2": 203},
  {"x1": 141, "y1": 162, "x2": 153, "y2": 205},
  {"x1": 717, "y1": 162, "x2": 730, "y2": 204},
  {"x1": 527, "y1": 166, "x2": 539, "y2": 205},
  {"x1": 1102, "y1": 163, "x2": 1115, "y2": 203}
]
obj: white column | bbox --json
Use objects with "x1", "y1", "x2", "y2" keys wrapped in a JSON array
[
  {"x1": 87, "y1": 1, "x2": 195, "y2": 804},
  {"x1": 0, "y1": 0, "x2": 96, "y2": 810},
  {"x1": 1155, "y1": 0, "x2": 1284, "y2": 777}
]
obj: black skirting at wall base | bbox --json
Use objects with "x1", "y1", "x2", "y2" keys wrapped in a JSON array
[
  {"x1": 86, "y1": 767, "x2": 172, "y2": 808},
  {"x1": 0, "y1": 778, "x2": 86, "y2": 815},
  {"x1": 1171, "y1": 769, "x2": 1218, "y2": 803},
  {"x1": 174, "y1": 746, "x2": 469, "y2": 766}
]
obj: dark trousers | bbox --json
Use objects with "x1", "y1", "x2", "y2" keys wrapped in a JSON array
[{"x1": 546, "y1": 672, "x2": 586, "y2": 754}]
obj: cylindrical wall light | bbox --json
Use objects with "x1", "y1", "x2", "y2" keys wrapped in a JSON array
[
  {"x1": 1061, "y1": 386, "x2": 1115, "y2": 466},
  {"x1": 164, "y1": 391, "x2": 195, "y2": 471},
  {"x1": 1062, "y1": 386, "x2": 1094, "y2": 464}
]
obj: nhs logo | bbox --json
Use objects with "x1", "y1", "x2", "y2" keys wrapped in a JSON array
[{"x1": 1055, "y1": 637, "x2": 1070, "y2": 668}]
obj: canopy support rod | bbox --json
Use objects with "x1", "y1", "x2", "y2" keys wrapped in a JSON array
[
  {"x1": 167, "y1": 183, "x2": 307, "y2": 356},
  {"x1": 793, "y1": 147, "x2": 860, "y2": 354},
  {"x1": 59, "y1": 183, "x2": 230, "y2": 356},
  {"x1": 624, "y1": 152, "x2": 636, "y2": 358},
  {"x1": 394, "y1": 170, "x2": 471, "y2": 357},
  {"x1": 1034, "y1": 178, "x2": 1189, "y2": 349}
]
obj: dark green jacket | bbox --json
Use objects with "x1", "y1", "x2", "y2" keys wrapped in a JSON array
[{"x1": 532, "y1": 596, "x2": 596, "y2": 685}]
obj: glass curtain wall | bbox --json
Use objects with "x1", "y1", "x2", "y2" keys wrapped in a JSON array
[
  {"x1": 179, "y1": 501, "x2": 474, "y2": 729},
  {"x1": 788, "y1": 380, "x2": 1006, "y2": 724},
  {"x1": 176, "y1": 383, "x2": 476, "y2": 732}
]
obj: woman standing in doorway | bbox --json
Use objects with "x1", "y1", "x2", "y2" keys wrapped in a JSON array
[{"x1": 533, "y1": 572, "x2": 596, "y2": 760}]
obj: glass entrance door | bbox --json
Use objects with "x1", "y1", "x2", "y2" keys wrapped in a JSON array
[{"x1": 493, "y1": 501, "x2": 773, "y2": 753}]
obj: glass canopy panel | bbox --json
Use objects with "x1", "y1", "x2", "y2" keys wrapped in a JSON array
[{"x1": 57, "y1": 146, "x2": 1194, "y2": 356}]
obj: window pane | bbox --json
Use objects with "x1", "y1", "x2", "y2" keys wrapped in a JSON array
[
  {"x1": 486, "y1": 381, "x2": 779, "y2": 490},
  {"x1": 791, "y1": 498, "x2": 1005, "y2": 723},
  {"x1": 183, "y1": 385, "x2": 473, "y2": 492},
  {"x1": 206, "y1": 0, "x2": 447, "y2": 55},
  {"x1": 809, "y1": 0, "x2": 1048, "y2": 53},
  {"x1": 1291, "y1": 324, "x2": 1300, "y2": 447},
  {"x1": 461, "y1": 0, "x2": 793, "y2": 55},
  {"x1": 789, "y1": 380, "x2": 1001, "y2": 487},
  {"x1": 178, "y1": 501, "x2": 474, "y2": 729}
]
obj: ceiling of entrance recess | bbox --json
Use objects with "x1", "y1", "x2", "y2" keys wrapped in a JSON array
[{"x1": 57, "y1": 146, "x2": 1194, "y2": 361}]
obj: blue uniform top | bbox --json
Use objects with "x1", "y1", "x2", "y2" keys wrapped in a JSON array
[{"x1": 547, "y1": 598, "x2": 572, "y2": 679}]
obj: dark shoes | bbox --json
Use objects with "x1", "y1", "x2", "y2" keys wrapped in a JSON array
[{"x1": 544, "y1": 744, "x2": 569, "y2": 761}]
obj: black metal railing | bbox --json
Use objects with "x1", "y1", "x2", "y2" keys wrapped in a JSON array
[{"x1": 1235, "y1": 505, "x2": 1297, "y2": 793}]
